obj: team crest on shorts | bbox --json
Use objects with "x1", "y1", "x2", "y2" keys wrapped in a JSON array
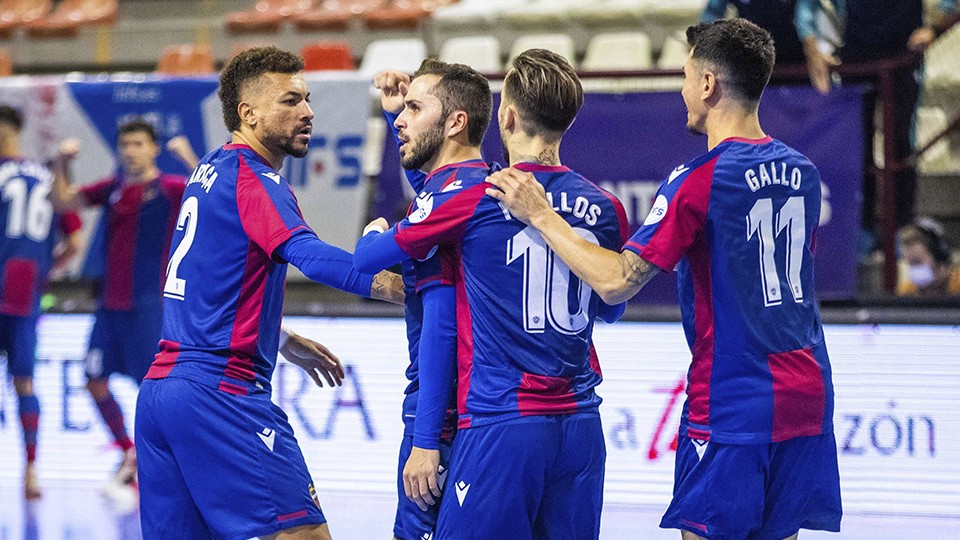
[{"x1": 309, "y1": 483, "x2": 320, "y2": 508}]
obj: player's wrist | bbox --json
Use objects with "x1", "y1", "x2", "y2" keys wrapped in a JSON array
[{"x1": 278, "y1": 325, "x2": 295, "y2": 349}]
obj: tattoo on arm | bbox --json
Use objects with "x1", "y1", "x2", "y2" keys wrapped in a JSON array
[
  {"x1": 370, "y1": 271, "x2": 405, "y2": 305},
  {"x1": 620, "y1": 251, "x2": 660, "y2": 290}
]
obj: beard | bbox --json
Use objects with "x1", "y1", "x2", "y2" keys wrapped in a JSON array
[
  {"x1": 281, "y1": 137, "x2": 309, "y2": 158},
  {"x1": 400, "y1": 120, "x2": 445, "y2": 171}
]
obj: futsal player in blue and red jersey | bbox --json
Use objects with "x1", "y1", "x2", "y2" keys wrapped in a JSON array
[
  {"x1": 0, "y1": 105, "x2": 82, "y2": 499},
  {"x1": 488, "y1": 19, "x2": 842, "y2": 540},
  {"x1": 134, "y1": 47, "x2": 402, "y2": 540},
  {"x1": 373, "y1": 61, "x2": 497, "y2": 540},
  {"x1": 356, "y1": 50, "x2": 630, "y2": 539},
  {"x1": 51, "y1": 119, "x2": 187, "y2": 495}
]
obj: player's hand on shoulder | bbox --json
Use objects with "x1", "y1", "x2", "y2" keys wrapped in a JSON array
[
  {"x1": 485, "y1": 167, "x2": 551, "y2": 225},
  {"x1": 279, "y1": 330, "x2": 345, "y2": 388},
  {"x1": 403, "y1": 446, "x2": 442, "y2": 512},
  {"x1": 373, "y1": 70, "x2": 410, "y2": 114}
]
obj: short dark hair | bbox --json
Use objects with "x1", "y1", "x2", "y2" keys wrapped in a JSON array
[
  {"x1": 219, "y1": 46, "x2": 304, "y2": 132},
  {"x1": 503, "y1": 49, "x2": 583, "y2": 142},
  {"x1": 117, "y1": 119, "x2": 157, "y2": 143},
  {"x1": 412, "y1": 58, "x2": 492, "y2": 146},
  {"x1": 0, "y1": 105, "x2": 23, "y2": 131},
  {"x1": 686, "y1": 18, "x2": 775, "y2": 104}
]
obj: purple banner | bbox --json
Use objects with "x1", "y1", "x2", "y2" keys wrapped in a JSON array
[{"x1": 375, "y1": 85, "x2": 864, "y2": 302}]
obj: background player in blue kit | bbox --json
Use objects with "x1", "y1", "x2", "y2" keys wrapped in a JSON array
[
  {"x1": 355, "y1": 49, "x2": 630, "y2": 540},
  {"x1": 134, "y1": 46, "x2": 403, "y2": 540},
  {"x1": 487, "y1": 19, "x2": 842, "y2": 540},
  {"x1": 51, "y1": 119, "x2": 188, "y2": 497},
  {"x1": 373, "y1": 61, "x2": 495, "y2": 540},
  {"x1": 0, "y1": 105, "x2": 82, "y2": 499}
]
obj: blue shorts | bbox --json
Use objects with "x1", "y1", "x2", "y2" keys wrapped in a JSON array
[
  {"x1": 436, "y1": 414, "x2": 605, "y2": 540},
  {"x1": 0, "y1": 313, "x2": 38, "y2": 378},
  {"x1": 135, "y1": 377, "x2": 327, "y2": 540},
  {"x1": 394, "y1": 435, "x2": 455, "y2": 540},
  {"x1": 85, "y1": 304, "x2": 162, "y2": 383},
  {"x1": 661, "y1": 433, "x2": 842, "y2": 540}
]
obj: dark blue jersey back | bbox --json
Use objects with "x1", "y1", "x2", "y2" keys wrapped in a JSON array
[{"x1": 395, "y1": 163, "x2": 629, "y2": 428}]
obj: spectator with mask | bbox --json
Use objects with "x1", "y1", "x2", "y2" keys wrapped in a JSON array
[{"x1": 897, "y1": 217, "x2": 960, "y2": 297}]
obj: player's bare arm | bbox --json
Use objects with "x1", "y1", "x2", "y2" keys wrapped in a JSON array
[
  {"x1": 279, "y1": 328, "x2": 345, "y2": 387},
  {"x1": 49, "y1": 138, "x2": 83, "y2": 211},
  {"x1": 374, "y1": 70, "x2": 411, "y2": 114},
  {"x1": 370, "y1": 270, "x2": 405, "y2": 305},
  {"x1": 486, "y1": 168, "x2": 660, "y2": 304}
]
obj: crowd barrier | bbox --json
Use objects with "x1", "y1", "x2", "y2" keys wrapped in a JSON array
[{"x1": 1, "y1": 315, "x2": 957, "y2": 518}]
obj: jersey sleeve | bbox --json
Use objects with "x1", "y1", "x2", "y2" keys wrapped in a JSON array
[
  {"x1": 623, "y1": 155, "x2": 718, "y2": 272},
  {"x1": 78, "y1": 178, "x2": 116, "y2": 206},
  {"x1": 59, "y1": 211, "x2": 82, "y2": 235},
  {"x1": 235, "y1": 154, "x2": 314, "y2": 260},
  {"x1": 393, "y1": 183, "x2": 486, "y2": 261},
  {"x1": 160, "y1": 175, "x2": 187, "y2": 204}
]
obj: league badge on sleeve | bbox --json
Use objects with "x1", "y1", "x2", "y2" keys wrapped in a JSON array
[
  {"x1": 408, "y1": 191, "x2": 434, "y2": 224},
  {"x1": 644, "y1": 194, "x2": 669, "y2": 226}
]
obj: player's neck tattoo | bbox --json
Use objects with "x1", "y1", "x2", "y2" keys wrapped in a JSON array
[{"x1": 513, "y1": 148, "x2": 560, "y2": 166}]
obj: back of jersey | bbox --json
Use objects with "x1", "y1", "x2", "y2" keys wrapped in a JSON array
[
  {"x1": 150, "y1": 144, "x2": 314, "y2": 394},
  {"x1": 627, "y1": 137, "x2": 832, "y2": 443},
  {"x1": 706, "y1": 138, "x2": 824, "y2": 354},
  {"x1": 457, "y1": 164, "x2": 628, "y2": 427},
  {"x1": 0, "y1": 158, "x2": 60, "y2": 317}
]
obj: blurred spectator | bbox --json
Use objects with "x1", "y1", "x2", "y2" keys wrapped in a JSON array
[
  {"x1": 832, "y1": 0, "x2": 959, "y2": 254},
  {"x1": 897, "y1": 217, "x2": 960, "y2": 296},
  {"x1": 701, "y1": 0, "x2": 840, "y2": 93}
]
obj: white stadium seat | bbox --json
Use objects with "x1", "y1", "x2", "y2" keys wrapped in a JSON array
[
  {"x1": 657, "y1": 30, "x2": 689, "y2": 69},
  {"x1": 507, "y1": 33, "x2": 577, "y2": 70},
  {"x1": 359, "y1": 38, "x2": 427, "y2": 77},
  {"x1": 582, "y1": 32, "x2": 653, "y2": 72},
  {"x1": 440, "y1": 36, "x2": 502, "y2": 74}
]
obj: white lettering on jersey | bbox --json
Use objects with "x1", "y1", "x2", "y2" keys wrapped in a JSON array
[
  {"x1": 744, "y1": 161, "x2": 802, "y2": 192},
  {"x1": 408, "y1": 192, "x2": 434, "y2": 224},
  {"x1": 643, "y1": 194, "x2": 669, "y2": 226},
  {"x1": 544, "y1": 191, "x2": 602, "y2": 226},
  {"x1": 257, "y1": 428, "x2": 276, "y2": 451},
  {"x1": 187, "y1": 163, "x2": 219, "y2": 193}
]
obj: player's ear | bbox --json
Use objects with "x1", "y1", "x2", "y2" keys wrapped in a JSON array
[
  {"x1": 501, "y1": 104, "x2": 518, "y2": 134},
  {"x1": 445, "y1": 110, "x2": 469, "y2": 139},
  {"x1": 701, "y1": 70, "x2": 717, "y2": 101},
  {"x1": 237, "y1": 100, "x2": 257, "y2": 129}
]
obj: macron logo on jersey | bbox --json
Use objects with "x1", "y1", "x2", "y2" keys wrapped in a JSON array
[
  {"x1": 409, "y1": 192, "x2": 434, "y2": 224},
  {"x1": 257, "y1": 428, "x2": 276, "y2": 451},
  {"x1": 455, "y1": 480, "x2": 470, "y2": 506},
  {"x1": 437, "y1": 465, "x2": 449, "y2": 490},
  {"x1": 262, "y1": 172, "x2": 282, "y2": 185},
  {"x1": 441, "y1": 180, "x2": 463, "y2": 193},
  {"x1": 667, "y1": 164, "x2": 689, "y2": 184}
]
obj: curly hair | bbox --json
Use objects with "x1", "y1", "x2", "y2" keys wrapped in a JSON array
[
  {"x1": 686, "y1": 18, "x2": 776, "y2": 104},
  {"x1": 218, "y1": 47, "x2": 304, "y2": 132}
]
